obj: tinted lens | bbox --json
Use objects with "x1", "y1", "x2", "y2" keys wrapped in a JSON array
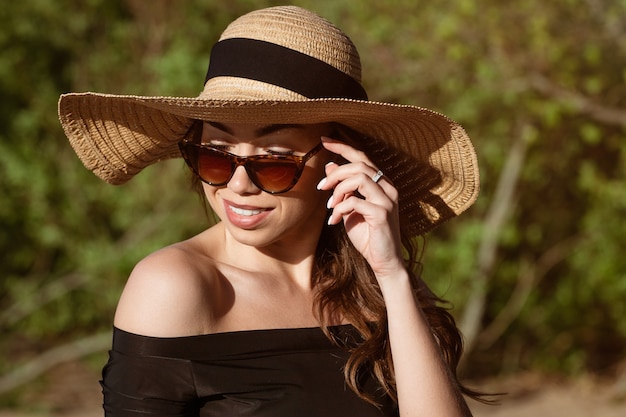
[
  {"x1": 197, "y1": 148, "x2": 233, "y2": 184},
  {"x1": 180, "y1": 141, "x2": 316, "y2": 194},
  {"x1": 250, "y1": 160, "x2": 299, "y2": 192}
]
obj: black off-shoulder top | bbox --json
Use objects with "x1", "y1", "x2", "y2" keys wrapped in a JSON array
[{"x1": 101, "y1": 325, "x2": 399, "y2": 416}]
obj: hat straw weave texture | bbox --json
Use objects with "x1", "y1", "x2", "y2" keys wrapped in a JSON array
[{"x1": 58, "y1": 6, "x2": 479, "y2": 236}]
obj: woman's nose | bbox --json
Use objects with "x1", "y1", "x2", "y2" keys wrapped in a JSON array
[{"x1": 227, "y1": 165, "x2": 261, "y2": 194}]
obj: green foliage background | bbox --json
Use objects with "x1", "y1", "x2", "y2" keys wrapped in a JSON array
[{"x1": 1, "y1": 0, "x2": 624, "y2": 400}]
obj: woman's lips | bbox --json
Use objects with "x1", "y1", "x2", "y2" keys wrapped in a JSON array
[
  {"x1": 224, "y1": 200, "x2": 272, "y2": 229},
  {"x1": 229, "y1": 206, "x2": 265, "y2": 216}
]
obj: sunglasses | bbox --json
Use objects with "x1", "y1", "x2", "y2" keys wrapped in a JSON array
[{"x1": 179, "y1": 140, "x2": 324, "y2": 194}]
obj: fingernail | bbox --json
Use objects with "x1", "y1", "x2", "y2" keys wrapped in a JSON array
[
  {"x1": 326, "y1": 194, "x2": 334, "y2": 209},
  {"x1": 316, "y1": 177, "x2": 327, "y2": 190},
  {"x1": 321, "y1": 136, "x2": 340, "y2": 142}
]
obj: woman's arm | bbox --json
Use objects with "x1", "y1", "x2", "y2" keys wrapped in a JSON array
[
  {"x1": 377, "y1": 269, "x2": 472, "y2": 416},
  {"x1": 114, "y1": 244, "x2": 214, "y2": 337},
  {"x1": 104, "y1": 244, "x2": 215, "y2": 416},
  {"x1": 319, "y1": 137, "x2": 472, "y2": 416}
]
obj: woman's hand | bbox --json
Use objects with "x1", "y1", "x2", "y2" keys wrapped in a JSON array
[
  {"x1": 317, "y1": 137, "x2": 474, "y2": 417},
  {"x1": 316, "y1": 137, "x2": 405, "y2": 279}
]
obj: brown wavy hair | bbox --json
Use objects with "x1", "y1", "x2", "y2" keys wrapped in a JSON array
[
  {"x1": 184, "y1": 120, "x2": 486, "y2": 406},
  {"x1": 312, "y1": 125, "x2": 487, "y2": 406},
  {"x1": 312, "y1": 212, "x2": 487, "y2": 405}
]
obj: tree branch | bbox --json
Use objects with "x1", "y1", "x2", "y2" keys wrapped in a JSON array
[
  {"x1": 477, "y1": 236, "x2": 581, "y2": 349},
  {"x1": 529, "y1": 73, "x2": 626, "y2": 127},
  {"x1": 0, "y1": 332, "x2": 111, "y2": 395},
  {"x1": 459, "y1": 120, "x2": 530, "y2": 356},
  {"x1": 0, "y1": 273, "x2": 90, "y2": 328}
]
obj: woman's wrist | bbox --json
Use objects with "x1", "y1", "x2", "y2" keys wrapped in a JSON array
[{"x1": 375, "y1": 267, "x2": 413, "y2": 302}]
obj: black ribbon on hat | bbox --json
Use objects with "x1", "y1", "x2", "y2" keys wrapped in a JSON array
[{"x1": 205, "y1": 38, "x2": 368, "y2": 101}]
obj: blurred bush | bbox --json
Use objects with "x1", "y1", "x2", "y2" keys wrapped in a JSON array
[{"x1": 0, "y1": 0, "x2": 624, "y2": 393}]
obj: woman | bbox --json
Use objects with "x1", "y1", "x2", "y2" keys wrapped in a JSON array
[{"x1": 59, "y1": 6, "x2": 482, "y2": 417}]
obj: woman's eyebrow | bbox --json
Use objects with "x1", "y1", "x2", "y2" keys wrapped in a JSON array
[
  {"x1": 204, "y1": 122, "x2": 304, "y2": 138},
  {"x1": 255, "y1": 124, "x2": 304, "y2": 137},
  {"x1": 205, "y1": 121, "x2": 233, "y2": 135}
]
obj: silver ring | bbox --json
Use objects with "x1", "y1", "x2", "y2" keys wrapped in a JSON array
[{"x1": 371, "y1": 170, "x2": 384, "y2": 183}]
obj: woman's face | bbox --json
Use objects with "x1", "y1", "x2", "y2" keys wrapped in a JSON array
[{"x1": 199, "y1": 121, "x2": 332, "y2": 249}]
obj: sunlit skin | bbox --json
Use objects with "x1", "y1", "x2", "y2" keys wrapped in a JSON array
[
  {"x1": 200, "y1": 121, "x2": 332, "y2": 257},
  {"x1": 114, "y1": 122, "x2": 339, "y2": 336},
  {"x1": 114, "y1": 121, "x2": 473, "y2": 416}
]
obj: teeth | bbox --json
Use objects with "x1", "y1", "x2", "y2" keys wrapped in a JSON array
[{"x1": 229, "y1": 206, "x2": 263, "y2": 216}]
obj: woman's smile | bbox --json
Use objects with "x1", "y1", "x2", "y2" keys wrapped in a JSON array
[
  {"x1": 230, "y1": 206, "x2": 266, "y2": 217},
  {"x1": 200, "y1": 121, "x2": 332, "y2": 248},
  {"x1": 224, "y1": 199, "x2": 273, "y2": 229}
]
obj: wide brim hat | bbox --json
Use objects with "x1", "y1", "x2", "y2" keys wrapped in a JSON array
[{"x1": 58, "y1": 6, "x2": 479, "y2": 236}]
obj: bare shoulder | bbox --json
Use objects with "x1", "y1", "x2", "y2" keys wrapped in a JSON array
[{"x1": 113, "y1": 237, "x2": 219, "y2": 337}]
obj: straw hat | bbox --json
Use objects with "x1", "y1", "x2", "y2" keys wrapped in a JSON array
[{"x1": 58, "y1": 5, "x2": 479, "y2": 236}]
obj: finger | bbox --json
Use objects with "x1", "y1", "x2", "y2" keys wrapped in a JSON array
[
  {"x1": 320, "y1": 137, "x2": 393, "y2": 186},
  {"x1": 323, "y1": 160, "x2": 341, "y2": 176},
  {"x1": 318, "y1": 159, "x2": 379, "y2": 190},
  {"x1": 327, "y1": 193, "x2": 390, "y2": 226},
  {"x1": 316, "y1": 161, "x2": 341, "y2": 191},
  {"x1": 321, "y1": 136, "x2": 374, "y2": 166},
  {"x1": 319, "y1": 161, "x2": 397, "y2": 206},
  {"x1": 326, "y1": 171, "x2": 394, "y2": 209}
]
